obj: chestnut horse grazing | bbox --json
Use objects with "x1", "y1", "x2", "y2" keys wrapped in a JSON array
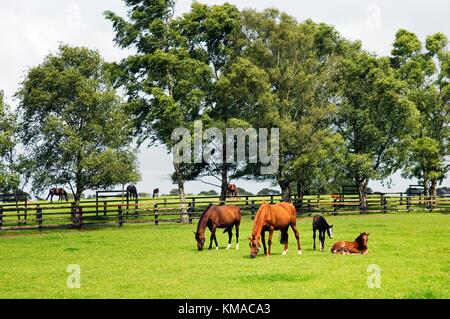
[
  {"x1": 248, "y1": 202, "x2": 302, "y2": 258},
  {"x1": 227, "y1": 184, "x2": 238, "y2": 197},
  {"x1": 194, "y1": 204, "x2": 241, "y2": 251},
  {"x1": 46, "y1": 188, "x2": 68, "y2": 202},
  {"x1": 331, "y1": 233, "x2": 370, "y2": 254}
]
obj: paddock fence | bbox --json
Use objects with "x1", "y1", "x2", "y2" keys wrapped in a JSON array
[{"x1": 0, "y1": 193, "x2": 449, "y2": 231}]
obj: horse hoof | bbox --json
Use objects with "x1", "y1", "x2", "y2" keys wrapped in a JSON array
[
  {"x1": 236, "y1": 244, "x2": 239, "y2": 250},
  {"x1": 281, "y1": 250, "x2": 288, "y2": 256},
  {"x1": 298, "y1": 250, "x2": 302, "y2": 255},
  {"x1": 226, "y1": 244, "x2": 231, "y2": 250},
  {"x1": 216, "y1": 247, "x2": 219, "y2": 250}
]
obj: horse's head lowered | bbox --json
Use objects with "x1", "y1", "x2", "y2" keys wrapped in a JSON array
[
  {"x1": 194, "y1": 231, "x2": 206, "y2": 251},
  {"x1": 355, "y1": 232, "x2": 370, "y2": 249},
  {"x1": 248, "y1": 235, "x2": 260, "y2": 258},
  {"x1": 327, "y1": 225, "x2": 334, "y2": 239}
]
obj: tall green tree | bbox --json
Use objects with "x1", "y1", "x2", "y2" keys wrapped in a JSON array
[
  {"x1": 334, "y1": 47, "x2": 419, "y2": 204},
  {"x1": 175, "y1": 2, "x2": 253, "y2": 201},
  {"x1": 392, "y1": 29, "x2": 450, "y2": 195},
  {"x1": 238, "y1": 9, "x2": 347, "y2": 201},
  {"x1": 0, "y1": 91, "x2": 20, "y2": 193},
  {"x1": 105, "y1": 0, "x2": 211, "y2": 220},
  {"x1": 16, "y1": 45, "x2": 140, "y2": 202}
]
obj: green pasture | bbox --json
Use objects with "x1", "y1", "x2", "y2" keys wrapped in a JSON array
[{"x1": 0, "y1": 212, "x2": 449, "y2": 299}]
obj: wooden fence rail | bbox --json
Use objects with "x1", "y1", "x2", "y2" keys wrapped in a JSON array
[{"x1": 0, "y1": 193, "x2": 449, "y2": 231}]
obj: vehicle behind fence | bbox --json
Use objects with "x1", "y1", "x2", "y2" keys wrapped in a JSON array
[{"x1": 0, "y1": 193, "x2": 449, "y2": 231}]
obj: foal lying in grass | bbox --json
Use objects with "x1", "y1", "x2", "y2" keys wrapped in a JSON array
[{"x1": 331, "y1": 232, "x2": 370, "y2": 254}]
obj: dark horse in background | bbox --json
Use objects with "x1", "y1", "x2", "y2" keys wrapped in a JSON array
[
  {"x1": 249, "y1": 202, "x2": 302, "y2": 258},
  {"x1": 126, "y1": 185, "x2": 138, "y2": 201},
  {"x1": 312, "y1": 215, "x2": 334, "y2": 252},
  {"x1": 152, "y1": 188, "x2": 160, "y2": 198},
  {"x1": 194, "y1": 204, "x2": 241, "y2": 251},
  {"x1": 46, "y1": 188, "x2": 68, "y2": 202},
  {"x1": 227, "y1": 184, "x2": 238, "y2": 197}
]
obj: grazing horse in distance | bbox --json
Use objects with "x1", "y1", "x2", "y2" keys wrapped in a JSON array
[
  {"x1": 312, "y1": 215, "x2": 334, "y2": 251},
  {"x1": 126, "y1": 185, "x2": 138, "y2": 201},
  {"x1": 46, "y1": 188, "x2": 68, "y2": 202},
  {"x1": 227, "y1": 184, "x2": 238, "y2": 197},
  {"x1": 248, "y1": 202, "x2": 302, "y2": 258},
  {"x1": 194, "y1": 204, "x2": 241, "y2": 251},
  {"x1": 152, "y1": 188, "x2": 160, "y2": 198},
  {"x1": 331, "y1": 233, "x2": 370, "y2": 254}
]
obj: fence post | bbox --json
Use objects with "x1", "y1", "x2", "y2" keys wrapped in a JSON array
[
  {"x1": 400, "y1": 193, "x2": 403, "y2": 206},
  {"x1": 154, "y1": 203, "x2": 159, "y2": 226},
  {"x1": 245, "y1": 196, "x2": 249, "y2": 207},
  {"x1": 118, "y1": 205, "x2": 124, "y2": 227},
  {"x1": 78, "y1": 207, "x2": 84, "y2": 229},
  {"x1": 36, "y1": 205, "x2": 43, "y2": 230},
  {"x1": 24, "y1": 200, "x2": 28, "y2": 222},
  {"x1": 383, "y1": 195, "x2": 387, "y2": 214},
  {"x1": 270, "y1": 195, "x2": 274, "y2": 204},
  {"x1": 188, "y1": 203, "x2": 194, "y2": 224},
  {"x1": 333, "y1": 198, "x2": 337, "y2": 215},
  {"x1": 406, "y1": 196, "x2": 411, "y2": 212},
  {"x1": 251, "y1": 200, "x2": 256, "y2": 220},
  {"x1": 96, "y1": 191, "x2": 99, "y2": 216},
  {"x1": 103, "y1": 201, "x2": 107, "y2": 216},
  {"x1": 0, "y1": 205, "x2": 3, "y2": 228},
  {"x1": 307, "y1": 199, "x2": 311, "y2": 215}
]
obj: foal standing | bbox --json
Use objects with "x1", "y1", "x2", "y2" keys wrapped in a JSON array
[{"x1": 312, "y1": 215, "x2": 333, "y2": 251}]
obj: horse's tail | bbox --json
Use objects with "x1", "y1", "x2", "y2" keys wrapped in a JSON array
[{"x1": 45, "y1": 190, "x2": 51, "y2": 201}]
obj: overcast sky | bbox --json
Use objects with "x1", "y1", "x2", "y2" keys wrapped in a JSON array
[{"x1": 1, "y1": 0, "x2": 449, "y2": 195}]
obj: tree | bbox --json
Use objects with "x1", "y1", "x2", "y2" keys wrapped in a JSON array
[
  {"x1": 16, "y1": 45, "x2": 141, "y2": 203},
  {"x1": 392, "y1": 30, "x2": 450, "y2": 196},
  {"x1": 238, "y1": 10, "x2": 347, "y2": 201},
  {"x1": 257, "y1": 188, "x2": 280, "y2": 196},
  {"x1": 169, "y1": 188, "x2": 180, "y2": 196},
  {"x1": 334, "y1": 47, "x2": 419, "y2": 206},
  {"x1": 198, "y1": 190, "x2": 218, "y2": 196},
  {"x1": 0, "y1": 91, "x2": 20, "y2": 193},
  {"x1": 105, "y1": 0, "x2": 211, "y2": 222}
]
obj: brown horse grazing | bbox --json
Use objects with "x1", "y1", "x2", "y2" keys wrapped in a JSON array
[
  {"x1": 227, "y1": 184, "x2": 238, "y2": 197},
  {"x1": 46, "y1": 188, "x2": 68, "y2": 202},
  {"x1": 194, "y1": 204, "x2": 241, "y2": 251},
  {"x1": 331, "y1": 233, "x2": 370, "y2": 254},
  {"x1": 248, "y1": 202, "x2": 302, "y2": 258},
  {"x1": 152, "y1": 188, "x2": 160, "y2": 198}
]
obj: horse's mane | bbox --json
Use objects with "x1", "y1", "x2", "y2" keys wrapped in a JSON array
[
  {"x1": 197, "y1": 204, "x2": 213, "y2": 233},
  {"x1": 252, "y1": 202, "x2": 270, "y2": 237}
]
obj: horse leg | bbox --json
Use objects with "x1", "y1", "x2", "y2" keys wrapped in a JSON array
[
  {"x1": 291, "y1": 223, "x2": 302, "y2": 255},
  {"x1": 208, "y1": 225, "x2": 214, "y2": 250},
  {"x1": 213, "y1": 228, "x2": 219, "y2": 250},
  {"x1": 267, "y1": 227, "x2": 274, "y2": 256},
  {"x1": 261, "y1": 231, "x2": 267, "y2": 256},
  {"x1": 322, "y1": 231, "x2": 325, "y2": 251},
  {"x1": 313, "y1": 228, "x2": 316, "y2": 251},
  {"x1": 226, "y1": 228, "x2": 232, "y2": 250},
  {"x1": 235, "y1": 222, "x2": 240, "y2": 250},
  {"x1": 281, "y1": 229, "x2": 289, "y2": 256}
]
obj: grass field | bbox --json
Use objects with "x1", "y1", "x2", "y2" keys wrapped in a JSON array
[{"x1": 0, "y1": 212, "x2": 449, "y2": 299}]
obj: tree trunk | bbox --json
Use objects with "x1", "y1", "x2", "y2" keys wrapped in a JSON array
[
  {"x1": 174, "y1": 163, "x2": 189, "y2": 223},
  {"x1": 278, "y1": 177, "x2": 291, "y2": 202},
  {"x1": 296, "y1": 180, "x2": 305, "y2": 201},
  {"x1": 429, "y1": 179, "x2": 437, "y2": 209},
  {"x1": 356, "y1": 177, "x2": 368, "y2": 212},
  {"x1": 220, "y1": 163, "x2": 228, "y2": 203}
]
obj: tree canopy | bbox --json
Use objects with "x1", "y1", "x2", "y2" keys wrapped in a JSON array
[{"x1": 16, "y1": 45, "x2": 141, "y2": 201}]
